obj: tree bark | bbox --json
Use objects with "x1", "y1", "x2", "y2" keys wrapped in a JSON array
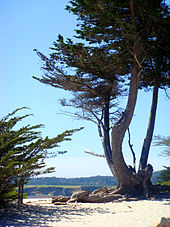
[
  {"x1": 102, "y1": 97, "x2": 116, "y2": 177},
  {"x1": 138, "y1": 84, "x2": 159, "y2": 171},
  {"x1": 18, "y1": 182, "x2": 22, "y2": 210},
  {"x1": 103, "y1": 99, "x2": 113, "y2": 164},
  {"x1": 111, "y1": 52, "x2": 143, "y2": 193},
  {"x1": 21, "y1": 182, "x2": 24, "y2": 204},
  {"x1": 17, "y1": 179, "x2": 24, "y2": 209},
  {"x1": 96, "y1": 96, "x2": 115, "y2": 176},
  {"x1": 128, "y1": 128, "x2": 136, "y2": 171}
]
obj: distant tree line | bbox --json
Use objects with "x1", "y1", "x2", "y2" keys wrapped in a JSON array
[
  {"x1": 154, "y1": 136, "x2": 170, "y2": 186},
  {"x1": 24, "y1": 185, "x2": 106, "y2": 197},
  {"x1": 27, "y1": 175, "x2": 118, "y2": 186},
  {"x1": 27, "y1": 172, "x2": 161, "y2": 187}
]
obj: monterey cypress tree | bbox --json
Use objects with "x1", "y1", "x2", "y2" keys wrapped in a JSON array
[
  {"x1": 34, "y1": 0, "x2": 169, "y2": 197},
  {"x1": 0, "y1": 107, "x2": 81, "y2": 208}
]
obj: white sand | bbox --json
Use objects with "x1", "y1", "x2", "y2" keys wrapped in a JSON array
[
  {"x1": 1, "y1": 198, "x2": 170, "y2": 226},
  {"x1": 24, "y1": 198, "x2": 170, "y2": 227}
]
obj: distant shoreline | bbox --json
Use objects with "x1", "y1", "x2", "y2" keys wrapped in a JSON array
[{"x1": 27, "y1": 195, "x2": 52, "y2": 199}]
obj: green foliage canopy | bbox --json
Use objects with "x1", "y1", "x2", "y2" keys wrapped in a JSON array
[
  {"x1": 0, "y1": 107, "x2": 81, "y2": 207},
  {"x1": 34, "y1": 0, "x2": 169, "y2": 124},
  {"x1": 153, "y1": 135, "x2": 170, "y2": 185},
  {"x1": 66, "y1": 0, "x2": 170, "y2": 87}
]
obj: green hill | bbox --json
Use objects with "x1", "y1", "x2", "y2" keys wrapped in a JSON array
[
  {"x1": 26, "y1": 172, "x2": 161, "y2": 187},
  {"x1": 27, "y1": 175, "x2": 118, "y2": 187}
]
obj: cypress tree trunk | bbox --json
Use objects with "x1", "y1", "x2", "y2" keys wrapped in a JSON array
[
  {"x1": 18, "y1": 182, "x2": 22, "y2": 210},
  {"x1": 138, "y1": 84, "x2": 159, "y2": 171},
  {"x1": 101, "y1": 97, "x2": 115, "y2": 177},
  {"x1": 21, "y1": 182, "x2": 24, "y2": 204},
  {"x1": 17, "y1": 178, "x2": 24, "y2": 209},
  {"x1": 111, "y1": 56, "x2": 143, "y2": 194}
]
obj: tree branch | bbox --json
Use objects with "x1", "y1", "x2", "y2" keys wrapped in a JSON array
[
  {"x1": 129, "y1": 0, "x2": 135, "y2": 27},
  {"x1": 84, "y1": 147, "x2": 105, "y2": 158},
  {"x1": 127, "y1": 128, "x2": 136, "y2": 171}
]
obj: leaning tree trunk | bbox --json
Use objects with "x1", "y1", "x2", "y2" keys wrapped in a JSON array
[
  {"x1": 111, "y1": 54, "x2": 143, "y2": 194},
  {"x1": 99, "y1": 96, "x2": 115, "y2": 177},
  {"x1": 138, "y1": 84, "x2": 159, "y2": 171},
  {"x1": 17, "y1": 178, "x2": 24, "y2": 209},
  {"x1": 20, "y1": 182, "x2": 24, "y2": 204},
  {"x1": 103, "y1": 98, "x2": 116, "y2": 176},
  {"x1": 18, "y1": 180, "x2": 22, "y2": 210}
]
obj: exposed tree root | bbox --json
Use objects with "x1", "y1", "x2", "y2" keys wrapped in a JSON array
[
  {"x1": 52, "y1": 190, "x2": 125, "y2": 204},
  {"x1": 52, "y1": 183, "x2": 170, "y2": 205},
  {"x1": 108, "y1": 187, "x2": 126, "y2": 195}
]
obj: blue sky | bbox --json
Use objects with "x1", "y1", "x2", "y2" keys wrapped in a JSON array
[{"x1": 1, "y1": 0, "x2": 170, "y2": 177}]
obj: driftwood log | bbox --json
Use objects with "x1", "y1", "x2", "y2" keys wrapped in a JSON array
[
  {"x1": 52, "y1": 188, "x2": 139, "y2": 205},
  {"x1": 52, "y1": 185, "x2": 169, "y2": 205}
]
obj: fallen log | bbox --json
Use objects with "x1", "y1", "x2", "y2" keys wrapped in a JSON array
[
  {"x1": 54, "y1": 202, "x2": 68, "y2": 205},
  {"x1": 68, "y1": 190, "x2": 90, "y2": 202},
  {"x1": 92, "y1": 187, "x2": 108, "y2": 194},
  {"x1": 52, "y1": 196, "x2": 70, "y2": 203},
  {"x1": 52, "y1": 189, "x2": 124, "y2": 204},
  {"x1": 52, "y1": 182, "x2": 170, "y2": 205}
]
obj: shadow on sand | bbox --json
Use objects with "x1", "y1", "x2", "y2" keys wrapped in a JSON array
[{"x1": 0, "y1": 202, "x2": 115, "y2": 226}]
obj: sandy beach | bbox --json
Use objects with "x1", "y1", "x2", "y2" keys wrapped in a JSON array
[{"x1": 0, "y1": 198, "x2": 169, "y2": 227}]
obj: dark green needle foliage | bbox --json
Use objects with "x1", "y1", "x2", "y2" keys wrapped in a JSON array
[
  {"x1": 158, "y1": 166, "x2": 170, "y2": 185},
  {"x1": 154, "y1": 136, "x2": 170, "y2": 186},
  {"x1": 0, "y1": 107, "x2": 81, "y2": 208},
  {"x1": 33, "y1": 0, "x2": 169, "y2": 132}
]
